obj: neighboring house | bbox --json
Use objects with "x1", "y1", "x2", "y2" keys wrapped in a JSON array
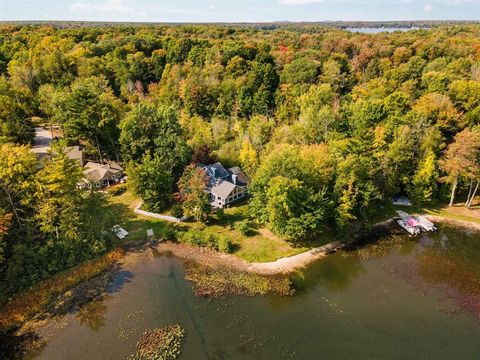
[
  {"x1": 65, "y1": 145, "x2": 85, "y2": 166},
  {"x1": 77, "y1": 161, "x2": 124, "y2": 189},
  {"x1": 200, "y1": 162, "x2": 250, "y2": 208}
]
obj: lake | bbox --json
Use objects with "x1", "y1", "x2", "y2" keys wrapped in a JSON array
[{"x1": 31, "y1": 225, "x2": 480, "y2": 359}]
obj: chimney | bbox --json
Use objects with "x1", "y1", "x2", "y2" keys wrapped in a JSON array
[
  {"x1": 232, "y1": 174, "x2": 238, "y2": 185},
  {"x1": 212, "y1": 167, "x2": 217, "y2": 178}
]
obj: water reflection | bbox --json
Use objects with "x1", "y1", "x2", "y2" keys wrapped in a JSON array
[
  {"x1": 294, "y1": 253, "x2": 365, "y2": 292},
  {"x1": 76, "y1": 299, "x2": 109, "y2": 331}
]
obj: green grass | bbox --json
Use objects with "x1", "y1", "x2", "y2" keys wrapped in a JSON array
[
  {"x1": 106, "y1": 190, "x2": 179, "y2": 245},
  {"x1": 187, "y1": 204, "x2": 320, "y2": 262},
  {"x1": 424, "y1": 207, "x2": 480, "y2": 224},
  {"x1": 109, "y1": 190, "x2": 480, "y2": 263},
  {"x1": 363, "y1": 197, "x2": 480, "y2": 227},
  {"x1": 107, "y1": 191, "x2": 311, "y2": 262}
]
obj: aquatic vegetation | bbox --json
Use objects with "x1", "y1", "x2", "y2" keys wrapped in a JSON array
[
  {"x1": 0, "y1": 249, "x2": 124, "y2": 331},
  {"x1": 349, "y1": 232, "x2": 411, "y2": 260},
  {"x1": 184, "y1": 263, "x2": 294, "y2": 298},
  {"x1": 129, "y1": 325, "x2": 185, "y2": 360},
  {"x1": 417, "y1": 252, "x2": 480, "y2": 319},
  {"x1": 117, "y1": 311, "x2": 145, "y2": 340}
]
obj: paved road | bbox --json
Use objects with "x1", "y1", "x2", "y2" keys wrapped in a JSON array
[{"x1": 31, "y1": 127, "x2": 53, "y2": 155}]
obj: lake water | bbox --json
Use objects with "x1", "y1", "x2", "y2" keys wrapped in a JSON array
[
  {"x1": 348, "y1": 27, "x2": 425, "y2": 34},
  {"x1": 31, "y1": 225, "x2": 480, "y2": 359}
]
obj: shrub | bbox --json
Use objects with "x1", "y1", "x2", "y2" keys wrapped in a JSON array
[
  {"x1": 216, "y1": 235, "x2": 233, "y2": 253},
  {"x1": 177, "y1": 228, "x2": 233, "y2": 253},
  {"x1": 109, "y1": 184, "x2": 127, "y2": 196},
  {"x1": 234, "y1": 221, "x2": 251, "y2": 236},
  {"x1": 170, "y1": 203, "x2": 183, "y2": 218},
  {"x1": 158, "y1": 225, "x2": 178, "y2": 241},
  {"x1": 215, "y1": 208, "x2": 225, "y2": 222}
]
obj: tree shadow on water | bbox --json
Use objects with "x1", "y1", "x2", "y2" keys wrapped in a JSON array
[{"x1": 0, "y1": 329, "x2": 43, "y2": 360}]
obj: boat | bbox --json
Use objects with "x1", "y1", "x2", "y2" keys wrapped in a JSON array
[
  {"x1": 395, "y1": 210, "x2": 436, "y2": 233},
  {"x1": 396, "y1": 210, "x2": 410, "y2": 220},
  {"x1": 397, "y1": 219, "x2": 421, "y2": 235},
  {"x1": 416, "y1": 216, "x2": 437, "y2": 232}
]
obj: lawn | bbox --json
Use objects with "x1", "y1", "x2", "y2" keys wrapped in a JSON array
[
  {"x1": 106, "y1": 190, "x2": 179, "y2": 244},
  {"x1": 106, "y1": 189, "x2": 318, "y2": 262},
  {"x1": 362, "y1": 197, "x2": 480, "y2": 226},
  {"x1": 108, "y1": 189, "x2": 480, "y2": 263},
  {"x1": 188, "y1": 204, "x2": 312, "y2": 262}
]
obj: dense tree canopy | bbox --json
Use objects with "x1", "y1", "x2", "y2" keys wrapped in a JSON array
[{"x1": 1, "y1": 23, "x2": 480, "y2": 290}]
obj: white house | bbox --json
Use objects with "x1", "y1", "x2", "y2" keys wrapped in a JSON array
[{"x1": 200, "y1": 162, "x2": 250, "y2": 208}]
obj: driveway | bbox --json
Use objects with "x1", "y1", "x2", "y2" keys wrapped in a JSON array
[{"x1": 31, "y1": 127, "x2": 53, "y2": 155}]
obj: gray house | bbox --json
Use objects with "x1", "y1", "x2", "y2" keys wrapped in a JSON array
[
  {"x1": 77, "y1": 161, "x2": 124, "y2": 189},
  {"x1": 200, "y1": 162, "x2": 250, "y2": 208}
]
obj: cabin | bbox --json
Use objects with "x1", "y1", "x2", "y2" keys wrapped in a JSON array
[
  {"x1": 77, "y1": 161, "x2": 124, "y2": 189},
  {"x1": 200, "y1": 162, "x2": 250, "y2": 208}
]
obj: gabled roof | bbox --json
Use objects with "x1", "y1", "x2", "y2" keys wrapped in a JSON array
[
  {"x1": 83, "y1": 162, "x2": 122, "y2": 183},
  {"x1": 211, "y1": 181, "x2": 236, "y2": 199},
  {"x1": 228, "y1": 166, "x2": 250, "y2": 186},
  {"x1": 203, "y1": 162, "x2": 230, "y2": 180}
]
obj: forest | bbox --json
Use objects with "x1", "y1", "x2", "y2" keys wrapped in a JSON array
[{"x1": 1, "y1": 23, "x2": 480, "y2": 298}]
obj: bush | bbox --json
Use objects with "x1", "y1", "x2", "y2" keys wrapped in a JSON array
[
  {"x1": 178, "y1": 228, "x2": 233, "y2": 253},
  {"x1": 216, "y1": 235, "x2": 233, "y2": 253},
  {"x1": 215, "y1": 208, "x2": 225, "y2": 222},
  {"x1": 234, "y1": 221, "x2": 251, "y2": 236},
  {"x1": 158, "y1": 225, "x2": 178, "y2": 241},
  {"x1": 109, "y1": 184, "x2": 127, "y2": 196},
  {"x1": 170, "y1": 203, "x2": 183, "y2": 218}
]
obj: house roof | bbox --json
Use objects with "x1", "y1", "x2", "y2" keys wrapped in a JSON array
[
  {"x1": 65, "y1": 146, "x2": 84, "y2": 163},
  {"x1": 228, "y1": 166, "x2": 250, "y2": 186},
  {"x1": 83, "y1": 162, "x2": 122, "y2": 183},
  {"x1": 203, "y1": 162, "x2": 229, "y2": 180},
  {"x1": 211, "y1": 181, "x2": 236, "y2": 199}
]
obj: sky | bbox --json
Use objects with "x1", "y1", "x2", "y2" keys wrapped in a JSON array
[{"x1": 1, "y1": 0, "x2": 480, "y2": 22}]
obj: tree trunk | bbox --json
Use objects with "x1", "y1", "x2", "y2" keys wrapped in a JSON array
[
  {"x1": 107, "y1": 132, "x2": 120, "y2": 163},
  {"x1": 467, "y1": 181, "x2": 479, "y2": 208},
  {"x1": 449, "y1": 178, "x2": 458, "y2": 207},
  {"x1": 466, "y1": 179, "x2": 474, "y2": 207},
  {"x1": 95, "y1": 135, "x2": 104, "y2": 164},
  {"x1": 3, "y1": 187, "x2": 22, "y2": 229}
]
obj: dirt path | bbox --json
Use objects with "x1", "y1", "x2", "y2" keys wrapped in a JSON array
[{"x1": 144, "y1": 240, "x2": 343, "y2": 276}]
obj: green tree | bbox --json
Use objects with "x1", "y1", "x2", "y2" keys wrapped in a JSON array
[
  {"x1": 127, "y1": 153, "x2": 174, "y2": 212},
  {"x1": 120, "y1": 103, "x2": 191, "y2": 180},
  {"x1": 51, "y1": 76, "x2": 124, "y2": 162},
  {"x1": 0, "y1": 77, "x2": 34, "y2": 144},
  {"x1": 0, "y1": 144, "x2": 37, "y2": 229},
  {"x1": 178, "y1": 164, "x2": 210, "y2": 222}
]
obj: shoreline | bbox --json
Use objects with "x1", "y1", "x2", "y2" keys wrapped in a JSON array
[
  {"x1": 149, "y1": 215, "x2": 480, "y2": 276},
  {"x1": 3, "y1": 213, "x2": 479, "y2": 342}
]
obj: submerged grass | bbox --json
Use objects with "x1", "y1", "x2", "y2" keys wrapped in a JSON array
[
  {"x1": 129, "y1": 324, "x2": 185, "y2": 360},
  {"x1": 0, "y1": 248, "x2": 124, "y2": 331},
  {"x1": 184, "y1": 262, "x2": 294, "y2": 298}
]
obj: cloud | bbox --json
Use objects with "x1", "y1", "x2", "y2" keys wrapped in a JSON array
[
  {"x1": 70, "y1": 0, "x2": 144, "y2": 16},
  {"x1": 424, "y1": 2, "x2": 433, "y2": 11},
  {"x1": 277, "y1": 0, "x2": 323, "y2": 5}
]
